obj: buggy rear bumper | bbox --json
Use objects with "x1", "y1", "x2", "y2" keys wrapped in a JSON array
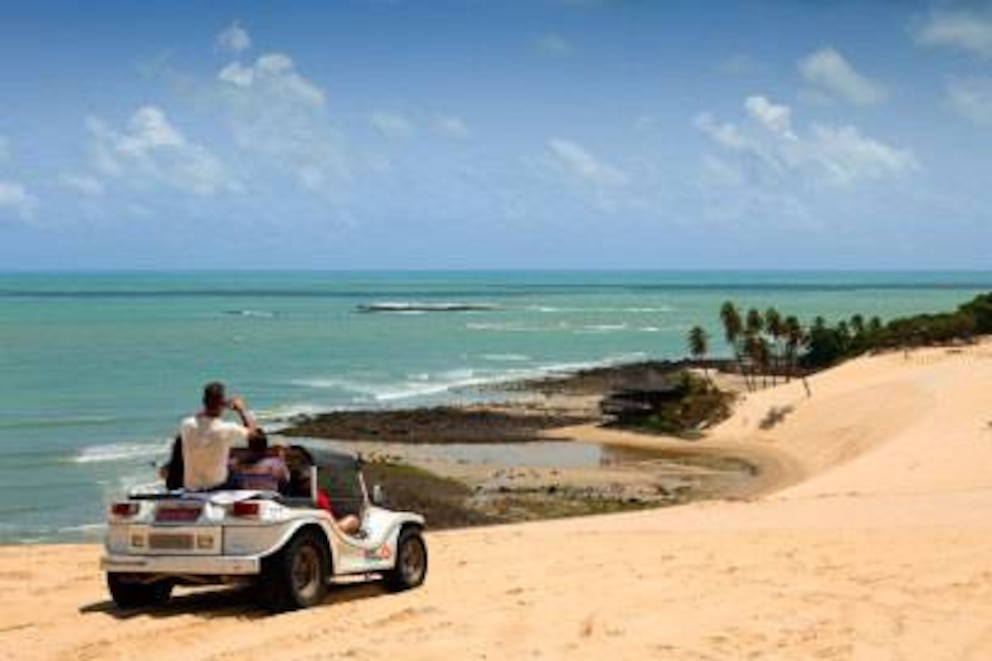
[{"x1": 101, "y1": 553, "x2": 261, "y2": 575}]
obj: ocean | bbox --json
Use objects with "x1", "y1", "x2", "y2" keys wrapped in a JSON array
[{"x1": 2, "y1": 270, "x2": 991, "y2": 543}]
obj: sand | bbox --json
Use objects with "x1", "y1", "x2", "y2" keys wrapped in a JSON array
[{"x1": 3, "y1": 343, "x2": 992, "y2": 659}]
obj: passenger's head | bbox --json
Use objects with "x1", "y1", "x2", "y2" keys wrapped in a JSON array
[
  {"x1": 248, "y1": 429, "x2": 268, "y2": 454},
  {"x1": 202, "y1": 381, "x2": 226, "y2": 415},
  {"x1": 284, "y1": 445, "x2": 314, "y2": 497}
]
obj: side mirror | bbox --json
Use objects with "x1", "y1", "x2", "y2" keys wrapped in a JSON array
[{"x1": 371, "y1": 484, "x2": 386, "y2": 506}]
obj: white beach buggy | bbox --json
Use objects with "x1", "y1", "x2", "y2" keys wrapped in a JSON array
[{"x1": 101, "y1": 444, "x2": 427, "y2": 612}]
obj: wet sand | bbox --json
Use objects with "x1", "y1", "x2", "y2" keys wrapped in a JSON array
[{"x1": 281, "y1": 360, "x2": 756, "y2": 526}]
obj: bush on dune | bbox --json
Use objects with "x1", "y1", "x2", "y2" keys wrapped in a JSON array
[
  {"x1": 618, "y1": 371, "x2": 733, "y2": 437},
  {"x1": 720, "y1": 292, "x2": 991, "y2": 373}
]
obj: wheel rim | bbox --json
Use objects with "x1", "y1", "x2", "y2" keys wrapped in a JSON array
[
  {"x1": 291, "y1": 543, "x2": 321, "y2": 601},
  {"x1": 400, "y1": 537, "x2": 426, "y2": 584}
]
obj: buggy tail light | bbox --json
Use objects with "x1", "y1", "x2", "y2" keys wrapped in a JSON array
[
  {"x1": 232, "y1": 501, "x2": 261, "y2": 518},
  {"x1": 110, "y1": 502, "x2": 139, "y2": 517}
]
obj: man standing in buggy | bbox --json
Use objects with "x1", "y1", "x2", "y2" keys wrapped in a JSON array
[{"x1": 179, "y1": 381, "x2": 257, "y2": 491}]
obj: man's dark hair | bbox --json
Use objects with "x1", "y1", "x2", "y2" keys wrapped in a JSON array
[
  {"x1": 248, "y1": 429, "x2": 268, "y2": 453},
  {"x1": 202, "y1": 381, "x2": 226, "y2": 409}
]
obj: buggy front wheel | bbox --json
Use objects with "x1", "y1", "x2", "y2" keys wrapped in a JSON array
[{"x1": 384, "y1": 526, "x2": 427, "y2": 592}]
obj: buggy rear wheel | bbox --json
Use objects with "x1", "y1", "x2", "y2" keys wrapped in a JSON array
[
  {"x1": 384, "y1": 526, "x2": 427, "y2": 592},
  {"x1": 258, "y1": 528, "x2": 329, "y2": 612},
  {"x1": 107, "y1": 573, "x2": 173, "y2": 609}
]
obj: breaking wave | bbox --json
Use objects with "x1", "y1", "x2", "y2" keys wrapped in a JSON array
[
  {"x1": 224, "y1": 309, "x2": 276, "y2": 318},
  {"x1": 288, "y1": 354, "x2": 649, "y2": 408},
  {"x1": 73, "y1": 441, "x2": 168, "y2": 465},
  {"x1": 356, "y1": 301, "x2": 501, "y2": 313}
]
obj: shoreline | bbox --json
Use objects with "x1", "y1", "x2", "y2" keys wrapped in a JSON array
[
  {"x1": 0, "y1": 359, "x2": 762, "y2": 543},
  {"x1": 278, "y1": 359, "x2": 778, "y2": 528}
]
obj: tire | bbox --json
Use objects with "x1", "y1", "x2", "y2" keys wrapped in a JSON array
[
  {"x1": 257, "y1": 528, "x2": 330, "y2": 612},
  {"x1": 107, "y1": 573, "x2": 173, "y2": 609},
  {"x1": 384, "y1": 527, "x2": 428, "y2": 592}
]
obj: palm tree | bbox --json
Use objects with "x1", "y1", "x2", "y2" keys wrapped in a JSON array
[
  {"x1": 836, "y1": 320, "x2": 852, "y2": 355},
  {"x1": 765, "y1": 307, "x2": 783, "y2": 386},
  {"x1": 746, "y1": 308, "x2": 764, "y2": 337},
  {"x1": 849, "y1": 314, "x2": 866, "y2": 355},
  {"x1": 756, "y1": 337, "x2": 772, "y2": 388},
  {"x1": 783, "y1": 315, "x2": 803, "y2": 383},
  {"x1": 868, "y1": 315, "x2": 883, "y2": 336},
  {"x1": 687, "y1": 325, "x2": 711, "y2": 384},
  {"x1": 743, "y1": 333, "x2": 764, "y2": 389},
  {"x1": 719, "y1": 301, "x2": 748, "y2": 391},
  {"x1": 792, "y1": 317, "x2": 813, "y2": 397},
  {"x1": 745, "y1": 308, "x2": 764, "y2": 388},
  {"x1": 850, "y1": 314, "x2": 865, "y2": 336}
]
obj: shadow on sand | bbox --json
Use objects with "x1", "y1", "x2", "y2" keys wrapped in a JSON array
[{"x1": 79, "y1": 580, "x2": 390, "y2": 620}]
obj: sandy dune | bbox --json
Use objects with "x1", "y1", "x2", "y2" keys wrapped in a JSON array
[{"x1": 3, "y1": 344, "x2": 992, "y2": 660}]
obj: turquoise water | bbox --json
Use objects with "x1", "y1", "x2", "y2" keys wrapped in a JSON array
[{"x1": 2, "y1": 270, "x2": 991, "y2": 543}]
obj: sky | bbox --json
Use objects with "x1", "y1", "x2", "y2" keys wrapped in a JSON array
[{"x1": 1, "y1": 0, "x2": 991, "y2": 270}]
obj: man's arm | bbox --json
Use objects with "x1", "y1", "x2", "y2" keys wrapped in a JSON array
[{"x1": 228, "y1": 395, "x2": 258, "y2": 434}]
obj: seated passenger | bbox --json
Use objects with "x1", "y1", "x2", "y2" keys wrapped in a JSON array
[
  {"x1": 283, "y1": 445, "x2": 316, "y2": 498},
  {"x1": 231, "y1": 430, "x2": 289, "y2": 492},
  {"x1": 283, "y1": 445, "x2": 362, "y2": 535},
  {"x1": 162, "y1": 435, "x2": 184, "y2": 491},
  {"x1": 316, "y1": 488, "x2": 362, "y2": 536}
]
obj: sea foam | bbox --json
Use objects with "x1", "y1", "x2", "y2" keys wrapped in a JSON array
[{"x1": 74, "y1": 442, "x2": 168, "y2": 465}]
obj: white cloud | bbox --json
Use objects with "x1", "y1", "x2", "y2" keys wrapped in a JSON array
[
  {"x1": 915, "y1": 9, "x2": 992, "y2": 58},
  {"x1": 218, "y1": 61, "x2": 254, "y2": 87},
  {"x1": 219, "y1": 53, "x2": 325, "y2": 108},
  {"x1": 217, "y1": 21, "x2": 251, "y2": 55},
  {"x1": 745, "y1": 95, "x2": 796, "y2": 138},
  {"x1": 693, "y1": 113, "x2": 751, "y2": 151},
  {"x1": 547, "y1": 138, "x2": 628, "y2": 187},
  {"x1": 434, "y1": 115, "x2": 471, "y2": 139},
  {"x1": 114, "y1": 106, "x2": 184, "y2": 155},
  {"x1": 809, "y1": 124, "x2": 917, "y2": 186},
  {"x1": 88, "y1": 105, "x2": 233, "y2": 195},
  {"x1": 369, "y1": 111, "x2": 416, "y2": 138},
  {"x1": 697, "y1": 100, "x2": 794, "y2": 179},
  {"x1": 696, "y1": 155, "x2": 811, "y2": 227},
  {"x1": 60, "y1": 173, "x2": 105, "y2": 196},
  {"x1": 700, "y1": 155, "x2": 745, "y2": 188},
  {"x1": 946, "y1": 77, "x2": 992, "y2": 126},
  {"x1": 216, "y1": 50, "x2": 344, "y2": 190},
  {"x1": 0, "y1": 180, "x2": 38, "y2": 219},
  {"x1": 798, "y1": 47, "x2": 887, "y2": 107},
  {"x1": 697, "y1": 95, "x2": 917, "y2": 189},
  {"x1": 535, "y1": 32, "x2": 573, "y2": 56}
]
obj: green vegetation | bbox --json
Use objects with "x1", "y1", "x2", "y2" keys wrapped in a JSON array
[
  {"x1": 626, "y1": 371, "x2": 733, "y2": 437},
  {"x1": 362, "y1": 460, "x2": 499, "y2": 529},
  {"x1": 703, "y1": 292, "x2": 992, "y2": 381},
  {"x1": 483, "y1": 491, "x2": 659, "y2": 521},
  {"x1": 362, "y1": 459, "x2": 672, "y2": 528},
  {"x1": 801, "y1": 293, "x2": 992, "y2": 369},
  {"x1": 715, "y1": 302, "x2": 806, "y2": 392},
  {"x1": 687, "y1": 325, "x2": 711, "y2": 383}
]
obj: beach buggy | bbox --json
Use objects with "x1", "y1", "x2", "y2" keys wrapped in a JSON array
[{"x1": 101, "y1": 443, "x2": 427, "y2": 612}]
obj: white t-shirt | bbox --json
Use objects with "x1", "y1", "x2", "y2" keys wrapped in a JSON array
[{"x1": 180, "y1": 414, "x2": 250, "y2": 490}]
